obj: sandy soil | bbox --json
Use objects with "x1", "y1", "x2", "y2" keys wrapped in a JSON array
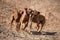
[{"x1": 0, "y1": 0, "x2": 60, "y2": 40}]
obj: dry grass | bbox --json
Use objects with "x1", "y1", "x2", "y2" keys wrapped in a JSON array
[{"x1": 0, "y1": 0, "x2": 60, "y2": 40}]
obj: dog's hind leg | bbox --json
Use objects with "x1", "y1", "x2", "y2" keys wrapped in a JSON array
[
  {"x1": 39, "y1": 20, "x2": 45, "y2": 32},
  {"x1": 37, "y1": 22, "x2": 40, "y2": 32}
]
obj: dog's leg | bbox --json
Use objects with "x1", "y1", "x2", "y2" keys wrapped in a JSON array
[
  {"x1": 28, "y1": 16, "x2": 33, "y2": 34},
  {"x1": 36, "y1": 17, "x2": 40, "y2": 32},
  {"x1": 23, "y1": 22, "x2": 28, "y2": 30},
  {"x1": 39, "y1": 21, "x2": 45, "y2": 32},
  {"x1": 16, "y1": 23, "x2": 21, "y2": 31},
  {"x1": 37, "y1": 23, "x2": 40, "y2": 32}
]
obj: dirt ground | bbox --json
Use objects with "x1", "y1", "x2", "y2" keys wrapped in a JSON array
[{"x1": 0, "y1": 0, "x2": 60, "y2": 40}]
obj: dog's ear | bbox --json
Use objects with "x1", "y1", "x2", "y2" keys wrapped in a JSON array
[{"x1": 24, "y1": 8, "x2": 27, "y2": 10}]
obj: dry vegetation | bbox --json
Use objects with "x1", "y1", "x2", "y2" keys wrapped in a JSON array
[{"x1": 0, "y1": 0, "x2": 60, "y2": 40}]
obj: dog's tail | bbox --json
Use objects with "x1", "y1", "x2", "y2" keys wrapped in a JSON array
[{"x1": 11, "y1": 16, "x2": 15, "y2": 26}]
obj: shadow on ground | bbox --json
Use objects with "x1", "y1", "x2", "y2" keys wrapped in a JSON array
[{"x1": 31, "y1": 31, "x2": 57, "y2": 35}]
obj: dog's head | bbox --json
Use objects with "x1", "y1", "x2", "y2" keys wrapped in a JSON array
[
  {"x1": 24, "y1": 8, "x2": 34, "y2": 20},
  {"x1": 29, "y1": 10, "x2": 40, "y2": 19},
  {"x1": 24, "y1": 8, "x2": 33, "y2": 15},
  {"x1": 17, "y1": 9, "x2": 24, "y2": 15},
  {"x1": 33, "y1": 10, "x2": 40, "y2": 16}
]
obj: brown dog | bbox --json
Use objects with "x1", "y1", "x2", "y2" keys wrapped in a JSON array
[
  {"x1": 11, "y1": 9, "x2": 24, "y2": 31},
  {"x1": 30, "y1": 10, "x2": 46, "y2": 32}
]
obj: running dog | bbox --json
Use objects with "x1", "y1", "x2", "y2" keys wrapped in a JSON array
[{"x1": 11, "y1": 9, "x2": 24, "y2": 31}]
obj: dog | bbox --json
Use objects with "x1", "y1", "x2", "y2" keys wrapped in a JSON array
[
  {"x1": 11, "y1": 9, "x2": 24, "y2": 31},
  {"x1": 30, "y1": 10, "x2": 46, "y2": 32}
]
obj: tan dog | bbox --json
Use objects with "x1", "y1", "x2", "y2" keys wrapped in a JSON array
[{"x1": 11, "y1": 9, "x2": 24, "y2": 31}]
